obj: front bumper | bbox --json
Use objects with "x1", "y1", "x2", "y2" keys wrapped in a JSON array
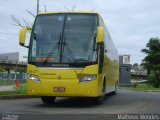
[{"x1": 27, "y1": 78, "x2": 99, "y2": 97}]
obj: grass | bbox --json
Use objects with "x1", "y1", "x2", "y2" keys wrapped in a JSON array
[
  {"x1": 0, "y1": 80, "x2": 15, "y2": 86},
  {"x1": 121, "y1": 84, "x2": 160, "y2": 92},
  {"x1": 0, "y1": 80, "x2": 26, "y2": 86},
  {"x1": 0, "y1": 84, "x2": 27, "y2": 95}
]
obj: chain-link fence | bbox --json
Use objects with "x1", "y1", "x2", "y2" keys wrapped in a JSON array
[{"x1": 0, "y1": 72, "x2": 27, "y2": 86}]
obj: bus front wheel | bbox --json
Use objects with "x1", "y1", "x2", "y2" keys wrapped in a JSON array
[
  {"x1": 94, "y1": 84, "x2": 106, "y2": 104},
  {"x1": 41, "y1": 96, "x2": 56, "y2": 104}
]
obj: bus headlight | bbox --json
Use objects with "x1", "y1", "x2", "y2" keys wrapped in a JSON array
[
  {"x1": 79, "y1": 74, "x2": 97, "y2": 82},
  {"x1": 28, "y1": 74, "x2": 41, "y2": 83}
]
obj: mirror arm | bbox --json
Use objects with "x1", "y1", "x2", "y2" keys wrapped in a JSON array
[
  {"x1": 24, "y1": 46, "x2": 29, "y2": 48},
  {"x1": 20, "y1": 43, "x2": 29, "y2": 48},
  {"x1": 20, "y1": 43, "x2": 24, "y2": 46}
]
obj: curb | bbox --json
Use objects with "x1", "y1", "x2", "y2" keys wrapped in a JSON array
[
  {"x1": 119, "y1": 87, "x2": 160, "y2": 92},
  {"x1": 0, "y1": 94, "x2": 39, "y2": 99}
]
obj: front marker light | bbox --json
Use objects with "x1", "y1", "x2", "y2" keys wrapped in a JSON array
[
  {"x1": 28, "y1": 74, "x2": 41, "y2": 83},
  {"x1": 79, "y1": 74, "x2": 97, "y2": 83}
]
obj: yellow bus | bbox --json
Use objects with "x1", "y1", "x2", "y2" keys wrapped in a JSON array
[{"x1": 19, "y1": 11, "x2": 119, "y2": 104}]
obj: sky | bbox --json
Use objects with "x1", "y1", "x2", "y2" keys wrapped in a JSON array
[{"x1": 0, "y1": 0, "x2": 160, "y2": 64}]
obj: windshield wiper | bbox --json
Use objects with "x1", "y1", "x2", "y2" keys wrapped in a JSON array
[
  {"x1": 43, "y1": 33, "x2": 62, "y2": 64},
  {"x1": 62, "y1": 37, "x2": 77, "y2": 63}
]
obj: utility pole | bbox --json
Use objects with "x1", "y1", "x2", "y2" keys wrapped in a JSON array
[
  {"x1": 37, "y1": 0, "x2": 39, "y2": 14},
  {"x1": 44, "y1": 5, "x2": 47, "y2": 12}
]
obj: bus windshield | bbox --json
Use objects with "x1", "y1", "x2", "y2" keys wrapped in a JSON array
[{"x1": 29, "y1": 13, "x2": 98, "y2": 66}]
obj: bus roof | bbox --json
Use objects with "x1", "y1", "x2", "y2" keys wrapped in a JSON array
[{"x1": 39, "y1": 11, "x2": 99, "y2": 15}]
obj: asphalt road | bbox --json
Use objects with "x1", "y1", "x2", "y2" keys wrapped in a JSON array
[{"x1": 0, "y1": 89, "x2": 160, "y2": 114}]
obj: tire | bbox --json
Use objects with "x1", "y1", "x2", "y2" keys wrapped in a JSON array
[
  {"x1": 111, "y1": 82, "x2": 117, "y2": 95},
  {"x1": 94, "y1": 83, "x2": 106, "y2": 104},
  {"x1": 41, "y1": 96, "x2": 56, "y2": 104}
]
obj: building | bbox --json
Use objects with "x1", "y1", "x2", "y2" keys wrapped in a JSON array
[
  {"x1": 0, "y1": 52, "x2": 27, "y2": 80},
  {"x1": 131, "y1": 63, "x2": 148, "y2": 75},
  {"x1": 119, "y1": 55, "x2": 132, "y2": 85},
  {"x1": 0, "y1": 52, "x2": 27, "y2": 63}
]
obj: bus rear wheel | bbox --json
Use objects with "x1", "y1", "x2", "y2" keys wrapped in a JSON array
[
  {"x1": 111, "y1": 82, "x2": 117, "y2": 95},
  {"x1": 41, "y1": 96, "x2": 56, "y2": 104}
]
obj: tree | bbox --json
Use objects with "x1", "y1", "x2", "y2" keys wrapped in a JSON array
[
  {"x1": 10, "y1": 0, "x2": 42, "y2": 29},
  {"x1": 141, "y1": 37, "x2": 160, "y2": 88}
]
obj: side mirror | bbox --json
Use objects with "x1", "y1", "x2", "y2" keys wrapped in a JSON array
[
  {"x1": 97, "y1": 27, "x2": 104, "y2": 43},
  {"x1": 19, "y1": 27, "x2": 31, "y2": 48}
]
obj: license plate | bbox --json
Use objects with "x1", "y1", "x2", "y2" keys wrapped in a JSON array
[{"x1": 53, "y1": 87, "x2": 65, "y2": 92}]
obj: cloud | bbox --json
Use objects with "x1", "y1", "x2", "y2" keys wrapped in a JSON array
[{"x1": 0, "y1": 0, "x2": 160, "y2": 64}]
